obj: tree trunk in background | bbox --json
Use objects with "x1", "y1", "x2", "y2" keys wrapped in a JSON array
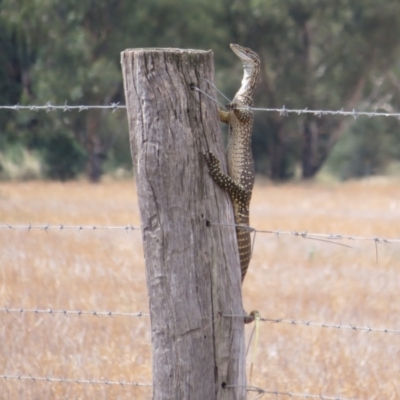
[
  {"x1": 301, "y1": 116, "x2": 320, "y2": 179},
  {"x1": 86, "y1": 111, "x2": 104, "y2": 182},
  {"x1": 269, "y1": 121, "x2": 287, "y2": 180},
  {"x1": 301, "y1": 75, "x2": 368, "y2": 179},
  {"x1": 122, "y1": 48, "x2": 247, "y2": 400}
]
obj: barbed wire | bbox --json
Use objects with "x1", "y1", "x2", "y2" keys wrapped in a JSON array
[
  {"x1": 0, "y1": 307, "x2": 149, "y2": 318},
  {"x1": 1, "y1": 101, "x2": 400, "y2": 119},
  {"x1": 1, "y1": 222, "x2": 396, "y2": 265},
  {"x1": 247, "y1": 106, "x2": 400, "y2": 119},
  {"x1": 0, "y1": 102, "x2": 125, "y2": 112},
  {"x1": 209, "y1": 223, "x2": 400, "y2": 245},
  {"x1": 0, "y1": 374, "x2": 151, "y2": 387},
  {"x1": 223, "y1": 314, "x2": 400, "y2": 335},
  {"x1": 1, "y1": 223, "x2": 398, "y2": 245},
  {"x1": 192, "y1": 84, "x2": 400, "y2": 119},
  {"x1": 0, "y1": 223, "x2": 140, "y2": 232},
  {"x1": 0, "y1": 375, "x2": 354, "y2": 399},
  {"x1": 237, "y1": 385, "x2": 356, "y2": 400},
  {"x1": 2, "y1": 306, "x2": 400, "y2": 336}
]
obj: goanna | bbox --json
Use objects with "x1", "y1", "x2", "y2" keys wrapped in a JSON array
[{"x1": 204, "y1": 44, "x2": 260, "y2": 323}]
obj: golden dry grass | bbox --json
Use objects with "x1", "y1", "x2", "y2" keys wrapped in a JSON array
[{"x1": 1, "y1": 178, "x2": 400, "y2": 399}]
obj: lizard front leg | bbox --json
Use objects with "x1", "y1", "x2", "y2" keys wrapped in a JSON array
[
  {"x1": 218, "y1": 109, "x2": 230, "y2": 124},
  {"x1": 203, "y1": 151, "x2": 250, "y2": 204}
]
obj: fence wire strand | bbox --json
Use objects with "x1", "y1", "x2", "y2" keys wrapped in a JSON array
[
  {"x1": 0, "y1": 307, "x2": 149, "y2": 318},
  {"x1": 1, "y1": 101, "x2": 400, "y2": 119},
  {"x1": 223, "y1": 314, "x2": 400, "y2": 335},
  {"x1": 192, "y1": 84, "x2": 400, "y2": 119},
  {"x1": 247, "y1": 106, "x2": 400, "y2": 119},
  {"x1": 0, "y1": 223, "x2": 140, "y2": 232},
  {"x1": 2, "y1": 307, "x2": 399, "y2": 336},
  {"x1": 239, "y1": 385, "x2": 356, "y2": 400},
  {"x1": 1, "y1": 221, "x2": 397, "y2": 265},
  {"x1": 0, "y1": 102, "x2": 125, "y2": 112},
  {"x1": 0, "y1": 374, "x2": 152, "y2": 387},
  {"x1": 1, "y1": 223, "x2": 399, "y2": 245},
  {"x1": 0, "y1": 374, "x2": 357, "y2": 399}
]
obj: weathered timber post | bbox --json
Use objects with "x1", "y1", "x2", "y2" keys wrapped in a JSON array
[{"x1": 121, "y1": 48, "x2": 246, "y2": 400}]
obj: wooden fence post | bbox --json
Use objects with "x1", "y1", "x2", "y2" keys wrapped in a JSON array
[{"x1": 121, "y1": 48, "x2": 246, "y2": 400}]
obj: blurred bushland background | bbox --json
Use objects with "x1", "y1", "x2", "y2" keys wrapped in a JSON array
[
  {"x1": 3, "y1": 3, "x2": 400, "y2": 398},
  {"x1": 2, "y1": 0, "x2": 400, "y2": 182}
]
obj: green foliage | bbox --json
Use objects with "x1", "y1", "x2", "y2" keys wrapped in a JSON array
[
  {"x1": 1, "y1": 0, "x2": 400, "y2": 181},
  {"x1": 327, "y1": 119, "x2": 388, "y2": 179},
  {"x1": 325, "y1": 117, "x2": 400, "y2": 179},
  {"x1": 208, "y1": 0, "x2": 400, "y2": 178},
  {"x1": 0, "y1": 143, "x2": 42, "y2": 180},
  {"x1": 41, "y1": 133, "x2": 87, "y2": 180}
]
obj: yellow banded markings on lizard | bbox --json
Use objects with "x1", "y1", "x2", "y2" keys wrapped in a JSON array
[{"x1": 203, "y1": 44, "x2": 260, "y2": 324}]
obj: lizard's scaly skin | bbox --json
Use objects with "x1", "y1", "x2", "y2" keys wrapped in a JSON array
[{"x1": 204, "y1": 44, "x2": 260, "y2": 284}]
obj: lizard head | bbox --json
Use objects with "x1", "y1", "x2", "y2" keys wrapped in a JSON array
[
  {"x1": 230, "y1": 44, "x2": 260, "y2": 100},
  {"x1": 230, "y1": 44, "x2": 260, "y2": 70}
]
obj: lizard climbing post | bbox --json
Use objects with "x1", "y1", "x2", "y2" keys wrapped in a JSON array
[{"x1": 204, "y1": 43, "x2": 260, "y2": 324}]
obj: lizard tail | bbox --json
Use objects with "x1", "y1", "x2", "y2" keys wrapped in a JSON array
[{"x1": 237, "y1": 228, "x2": 252, "y2": 281}]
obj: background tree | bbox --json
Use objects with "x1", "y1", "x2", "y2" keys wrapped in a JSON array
[
  {"x1": 1, "y1": 1, "x2": 128, "y2": 181},
  {"x1": 213, "y1": 0, "x2": 400, "y2": 179},
  {"x1": 1, "y1": 0, "x2": 400, "y2": 181},
  {"x1": 0, "y1": 0, "x2": 222, "y2": 181}
]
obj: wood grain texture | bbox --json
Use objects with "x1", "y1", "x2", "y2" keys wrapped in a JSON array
[{"x1": 121, "y1": 48, "x2": 246, "y2": 400}]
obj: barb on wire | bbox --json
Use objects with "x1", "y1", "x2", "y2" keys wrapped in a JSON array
[
  {"x1": 223, "y1": 313, "x2": 400, "y2": 335},
  {"x1": 0, "y1": 374, "x2": 152, "y2": 387},
  {"x1": 0, "y1": 307, "x2": 149, "y2": 318},
  {"x1": 0, "y1": 102, "x2": 125, "y2": 112},
  {"x1": 0, "y1": 223, "x2": 140, "y2": 232},
  {"x1": 226, "y1": 384, "x2": 355, "y2": 400}
]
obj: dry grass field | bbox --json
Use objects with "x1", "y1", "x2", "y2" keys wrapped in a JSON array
[{"x1": 1, "y1": 178, "x2": 400, "y2": 399}]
